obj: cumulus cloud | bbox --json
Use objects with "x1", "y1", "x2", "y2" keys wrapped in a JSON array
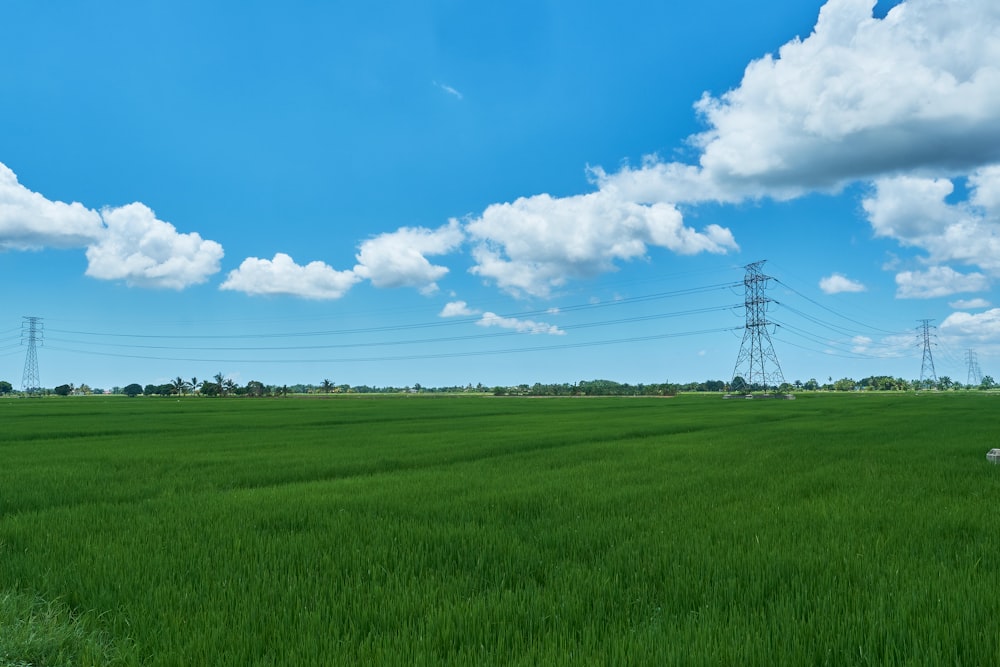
[
  {"x1": 354, "y1": 220, "x2": 464, "y2": 294},
  {"x1": 476, "y1": 312, "x2": 565, "y2": 335},
  {"x1": 466, "y1": 189, "x2": 737, "y2": 297},
  {"x1": 895, "y1": 266, "x2": 989, "y2": 299},
  {"x1": 0, "y1": 162, "x2": 103, "y2": 249},
  {"x1": 0, "y1": 161, "x2": 225, "y2": 289},
  {"x1": 85, "y1": 203, "x2": 224, "y2": 289},
  {"x1": 862, "y1": 171, "x2": 1000, "y2": 277},
  {"x1": 819, "y1": 273, "x2": 866, "y2": 294},
  {"x1": 439, "y1": 300, "x2": 479, "y2": 317},
  {"x1": 696, "y1": 0, "x2": 1000, "y2": 194},
  {"x1": 948, "y1": 298, "x2": 991, "y2": 310},
  {"x1": 220, "y1": 252, "x2": 360, "y2": 299},
  {"x1": 940, "y1": 308, "x2": 1000, "y2": 342},
  {"x1": 598, "y1": 0, "x2": 1000, "y2": 204}
]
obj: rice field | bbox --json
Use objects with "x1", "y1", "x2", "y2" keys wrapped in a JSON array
[{"x1": 1, "y1": 392, "x2": 998, "y2": 666}]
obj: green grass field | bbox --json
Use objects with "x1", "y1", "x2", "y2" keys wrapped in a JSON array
[{"x1": 1, "y1": 393, "x2": 998, "y2": 666}]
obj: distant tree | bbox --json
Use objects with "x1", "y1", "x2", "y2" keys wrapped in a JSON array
[
  {"x1": 78, "y1": 383, "x2": 92, "y2": 395},
  {"x1": 803, "y1": 378, "x2": 819, "y2": 391},
  {"x1": 223, "y1": 379, "x2": 238, "y2": 396},
  {"x1": 981, "y1": 375, "x2": 996, "y2": 389},
  {"x1": 245, "y1": 380, "x2": 265, "y2": 397},
  {"x1": 730, "y1": 376, "x2": 748, "y2": 393},
  {"x1": 54, "y1": 384, "x2": 72, "y2": 396},
  {"x1": 123, "y1": 383, "x2": 143, "y2": 397},
  {"x1": 320, "y1": 379, "x2": 333, "y2": 394},
  {"x1": 937, "y1": 376, "x2": 954, "y2": 391},
  {"x1": 0, "y1": 380, "x2": 12, "y2": 395}
]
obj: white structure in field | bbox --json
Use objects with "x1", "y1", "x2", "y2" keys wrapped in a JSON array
[{"x1": 988, "y1": 449, "x2": 1000, "y2": 464}]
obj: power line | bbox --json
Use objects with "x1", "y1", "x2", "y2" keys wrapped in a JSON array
[{"x1": 46, "y1": 326, "x2": 743, "y2": 365}]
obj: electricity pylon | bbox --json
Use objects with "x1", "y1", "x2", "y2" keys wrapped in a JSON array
[
  {"x1": 966, "y1": 349, "x2": 983, "y2": 387},
  {"x1": 918, "y1": 319, "x2": 937, "y2": 387},
  {"x1": 21, "y1": 316, "x2": 43, "y2": 396},
  {"x1": 731, "y1": 260, "x2": 784, "y2": 392}
]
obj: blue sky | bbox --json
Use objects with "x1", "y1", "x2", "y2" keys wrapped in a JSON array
[{"x1": 3, "y1": 0, "x2": 1000, "y2": 390}]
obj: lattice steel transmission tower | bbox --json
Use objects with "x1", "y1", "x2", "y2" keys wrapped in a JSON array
[
  {"x1": 731, "y1": 260, "x2": 784, "y2": 392},
  {"x1": 966, "y1": 349, "x2": 983, "y2": 387},
  {"x1": 21, "y1": 316, "x2": 43, "y2": 396},
  {"x1": 918, "y1": 319, "x2": 937, "y2": 387}
]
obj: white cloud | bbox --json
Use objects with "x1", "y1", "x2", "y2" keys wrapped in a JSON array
[
  {"x1": 354, "y1": 220, "x2": 464, "y2": 294},
  {"x1": 598, "y1": 0, "x2": 1000, "y2": 204},
  {"x1": 851, "y1": 335, "x2": 873, "y2": 353},
  {"x1": 220, "y1": 253, "x2": 359, "y2": 299},
  {"x1": 894, "y1": 266, "x2": 989, "y2": 299},
  {"x1": 940, "y1": 308, "x2": 1000, "y2": 341},
  {"x1": 85, "y1": 203, "x2": 224, "y2": 289},
  {"x1": 969, "y1": 165, "x2": 1000, "y2": 212},
  {"x1": 433, "y1": 81, "x2": 464, "y2": 100},
  {"x1": 694, "y1": 0, "x2": 1000, "y2": 194},
  {"x1": 862, "y1": 171, "x2": 1000, "y2": 275},
  {"x1": 476, "y1": 312, "x2": 565, "y2": 335},
  {"x1": 466, "y1": 189, "x2": 737, "y2": 297},
  {"x1": 819, "y1": 273, "x2": 866, "y2": 294},
  {"x1": 948, "y1": 298, "x2": 991, "y2": 310},
  {"x1": 0, "y1": 162, "x2": 103, "y2": 249},
  {"x1": 439, "y1": 301, "x2": 479, "y2": 318}
]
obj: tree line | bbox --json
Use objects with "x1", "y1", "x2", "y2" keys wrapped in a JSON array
[{"x1": 1, "y1": 373, "x2": 996, "y2": 398}]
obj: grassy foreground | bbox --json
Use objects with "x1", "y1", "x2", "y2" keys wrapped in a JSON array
[{"x1": 0, "y1": 393, "x2": 997, "y2": 665}]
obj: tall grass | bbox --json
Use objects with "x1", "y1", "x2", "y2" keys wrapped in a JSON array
[{"x1": 1, "y1": 393, "x2": 997, "y2": 665}]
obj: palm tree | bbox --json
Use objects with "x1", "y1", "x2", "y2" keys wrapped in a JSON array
[
  {"x1": 214, "y1": 372, "x2": 226, "y2": 396},
  {"x1": 172, "y1": 376, "x2": 188, "y2": 396},
  {"x1": 190, "y1": 377, "x2": 199, "y2": 394},
  {"x1": 320, "y1": 379, "x2": 334, "y2": 394}
]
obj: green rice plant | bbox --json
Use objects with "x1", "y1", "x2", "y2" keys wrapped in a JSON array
[
  {"x1": 0, "y1": 589, "x2": 135, "y2": 666},
  {"x1": 0, "y1": 393, "x2": 997, "y2": 665}
]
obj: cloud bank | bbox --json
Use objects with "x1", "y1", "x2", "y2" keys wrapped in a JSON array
[{"x1": 6, "y1": 0, "x2": 1000, "y2": 308}]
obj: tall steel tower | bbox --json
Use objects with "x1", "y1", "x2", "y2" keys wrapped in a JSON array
[
  {"x1": 21, "y1": 316, "x2": 43, "y2": 396},
  {"x1": 731, "y1": 260, "x2": 784, "y2": 392},
  {"x1": 918, "y1": 319, "x2": 937, "y2": 387},
  {"x1": 966, "y1": 349, "x2": 983, "y2": 387}
]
